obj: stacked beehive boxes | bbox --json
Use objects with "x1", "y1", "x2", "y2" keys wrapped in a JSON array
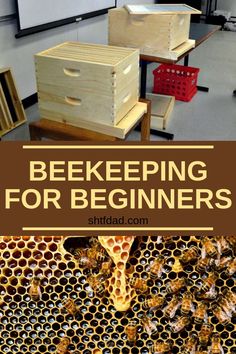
[
  {"x1": 109, "y1": 4, "x2": 201, "y2": 60},
  {"x1": 35, "y1": 42, "x2": 142, "y2": 138}
]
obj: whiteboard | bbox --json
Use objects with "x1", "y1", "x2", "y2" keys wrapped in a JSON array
[{"x1": 16, "y1": 0, "x2": 116, "y2": 36}]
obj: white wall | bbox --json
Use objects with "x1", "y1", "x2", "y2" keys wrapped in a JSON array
[
  {"x1": 201, "y1": 0, "x2": 236, "y2": 16},
  {"x1": 0, "y1": 0, "x2": 15, "y2": 16},
  {"x1": 0, "y1": 0, "x2": 153, "y2": 100},
  {"x1": 217, "y1": 0, "x2": 236, "y2": 15}
]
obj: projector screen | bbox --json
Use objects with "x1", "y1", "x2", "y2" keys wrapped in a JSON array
[{"x1": 15, "y1": 0, "x2": 116, "y2": 38}]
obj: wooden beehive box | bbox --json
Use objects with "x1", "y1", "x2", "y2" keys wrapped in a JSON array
[
  {"x1": 146, "y1": 93, "x2": 175, "y2": 130},
  {"x1": 109, "y1": 4, "x2": 201, "y2": 59},
  {"x1": 0, "y1": 68, "x2": 27, "y2": 137},
  {"x1": 35, "y1": 42, "x2": 140, "y2": 127}
]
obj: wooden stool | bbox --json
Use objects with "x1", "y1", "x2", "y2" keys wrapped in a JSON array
[{"x1": 29, "y1": 99, "x2": 151, "y2": 142}]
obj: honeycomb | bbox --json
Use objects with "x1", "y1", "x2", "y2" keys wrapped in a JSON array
[{"x1": 0, "y1": 236, "x2": 235, "y2": 354}]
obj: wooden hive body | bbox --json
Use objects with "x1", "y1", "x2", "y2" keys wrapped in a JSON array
[
  {"x1": 35, "y1": 42, "x2": 140, "y2": 127},
  {"x1": 109, "y1": 6, "x2": 199, "y2": 59}
]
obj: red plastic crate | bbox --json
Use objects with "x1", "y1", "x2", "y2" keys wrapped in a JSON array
[{"x1": 153, "y1": 64, "x2": 200, "y2": 102}]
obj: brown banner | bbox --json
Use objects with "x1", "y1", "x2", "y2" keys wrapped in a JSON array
[{"x1": 0, "y1": 141, "x2": 235, "y2": 235}]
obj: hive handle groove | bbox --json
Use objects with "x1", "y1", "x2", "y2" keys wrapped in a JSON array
[
  {"x1": 123, "y1": 64, "x2": 132, "y2": 75},
  {"x1": 63, "y1": 68, "x2": 81, "y2": 77},
  {"x1": 123, "y1": 94, "x2": 131, "y2": 104},
  {"x1": 65, "y1": 96, "x2": 82, "y2": 106}
]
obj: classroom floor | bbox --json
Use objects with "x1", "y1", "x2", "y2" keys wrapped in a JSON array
[{"x1": 3, "y1": 30, "x2": 236, "y2": 141}]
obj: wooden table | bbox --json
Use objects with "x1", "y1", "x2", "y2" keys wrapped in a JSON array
[
  {"x1": 29, "y1": 99, "x2": 151, "y2": 142},
  {"x1": 140, "y1": 23, "x2": 220, "y2": 140}
]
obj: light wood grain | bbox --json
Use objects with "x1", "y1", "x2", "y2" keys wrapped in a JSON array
[
  {"x1": 0, "y1": 68, "x2": 26, "y2": 137},
  {"x1": 38, "y1": 76, "x2": 139, "y2": 126},
  {"x1": 36, "y1": 56, "x2": 139, "y2": 97},
  {"x1": 146, "y1": 93, "x2": 175, "y2": 130},
  {"x1": 40, "y1": 101, "x2": 147, "y2": 139},
  {"x1": 35, "y1": 42, "x2": 140, "y2": 127},
  {"x1": 171, "y1": 14, "x2": 191, "y2": 50},
  {"x1": 30, "y1": 99, "x2": 150, "y2": 142},
  {"x1": 0, "y1": 83, "x2": 13, "y2": 133},
  {"x1": 171, "y1": 39, "x2": 195, "y2": 60},
  {"x1": 109, "y1": 8, "x2": 194, "y2": 59},
  {"x1": 37, "y1": 42, "x2": 139, "y2": 66}
]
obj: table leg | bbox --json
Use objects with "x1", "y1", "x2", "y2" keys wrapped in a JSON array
[
  {"x1": 139, "y1": 60, "x2": 174, "y2": 140},
  {"x1": 197, "y1": 86, "x2": 209, "y2": 92},
  {"x1": 139, "y1": 98, "x2": 151, "y2": 142},
  {"x1": 184, "y1": 54, "x2": 189, "y2": 67},
  {"x1": 29, "y1": 124, "x2": 42, "y2": 141},
  {"x1": 184, "y1": 54, "x2": 209, "y2": 93},
  {"x1": 140, "y1": 60, "x2": 148, "y2": 99}
]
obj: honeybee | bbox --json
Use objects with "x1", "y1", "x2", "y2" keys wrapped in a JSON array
[
  {"x1": 143, "y1": 294, "x2": 165, "y2": 311},
  {"x1": 74, "y1": 248, "x2": 97, "y2": 268},
  {"x1": 211, "y1": 304, "x2": 231, "y2": 325},
  {"x1": 201, "y1": 237, "x2": 218, "y2": 258},
  {"x1": 193, "y1": 302, "x2": 208, "y2": 324},
  {"x1": 141, "y1": 315, "x2": 158, "y2": 336},
  {"x1": 180, "y1": 246, "x2": 199, "y2": 265},
  {"x1": 87, "y1": 274, "x2": 105, "y2": 296},
  {"x1": 181, "y1": 291, "x2": 194, "y2": 316},
  {"x1": 218, "y1": 295, "x2": 234, "y2": 317},
  {"x1": 29, "y1": 276, "x2": 41, "y2": 301},
  {"x1": 73, "y1": 247, "x2": 86, "y2": 259},
  {"x1": 87, "y1": 246, "x2": 106, "y2": 264},
  {"x1": 196, "y1": 257, "x2": 212, "y2": 273},
  {"x1": 56, "y1": 337, "x2": 70, "y2": 354},
  {"x1": 164, "y1": 295, "x2": 180, "y2": 318},
  {"x1": 225, "y1": 258, "x2": 236, "y2": 276},
  {"x1": 151, "y1": 340, "x2": 173, "y2": 354},
  {"x1": 100, "y1": 259, "x2": 113, "y2": 278},
  {"x1": 88, "y1": 236, "x2": 99, "y2": 247},
  {"x1": 196, "y1": 347, "x2": 209, "y2": 354},
  {"x1": 125, "y1": 320, "x2": 137, "y2": 346},
  {"x1": 62, "y1": 298, "x2": 79, "y2": 316},
  {"x1": 157, "y1": 236, "x2": 173, "y2": 244},
  {"x1": 216, "y1": 236, "x2": 231, "y2": 256},
  {"x1": 210, "y1": 333, "x2": 224, "y2": 354},
  {"x1": 199, "y1": 322, "x2": 213, "y2": 346},
  {"x1": 171, "y1": 316, "x2": 190, "y2": 333},
  {"x1": 166, "y1": 278, "x2": 186, "y2": 294},
  {"x1": 222, "y1": 289, "x2": 236, "y2": 306},
  {"x1": 214, "y1": 256, "x2": 232, "y2": 272},
  {"x1": 149, "y1": 256, "x2": 165, "y2": 279},
  {"x1": 225, "y1": 236, "x2": 236, "y2": 249},
  {"x1": 180, "y1": 333, "x2": 198, "y2": 354},
  {"x1": 200, "y1": 272, "x2": 218, "y2": 293},
  {"x1": 196, "y1": 285, "x2": 218, "y2": 301},
  {"x1": 130, "y1": 277, "x2": 148, "y2": 294}
]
